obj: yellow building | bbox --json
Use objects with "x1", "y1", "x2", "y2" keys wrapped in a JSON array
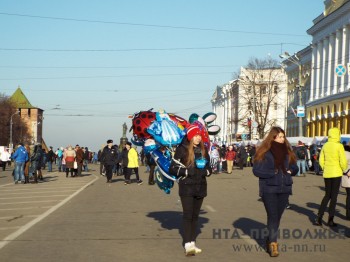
[
  {"x1": 306, "y1": 0, "x2": 350, "y2": 136},
  {"x1": 283, "y1": 47, "x2": 312, "y2": 137}
]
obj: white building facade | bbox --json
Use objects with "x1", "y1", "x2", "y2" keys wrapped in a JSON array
[
  {"x1": 306, "y1": 0, "x2": 350, "y2": 136},
  {"x1": 212, "y1": 67, "x2": 287, "y2": 144}
]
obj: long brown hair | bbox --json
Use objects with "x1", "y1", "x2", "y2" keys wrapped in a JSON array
[
  {"x1": 253, "y1": 126, "x2": 296, "y2": 164},
  {"x1": 184, "y1": 139, "x2": 208, "y2": 167}
]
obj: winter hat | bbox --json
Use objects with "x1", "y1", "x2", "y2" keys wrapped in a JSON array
[
  {"x1": 187, "y1": 124, "x2": 201, "y2": 141},
  {"x1": 107, "y1": 139, "x2": 113, "y2": 144}
]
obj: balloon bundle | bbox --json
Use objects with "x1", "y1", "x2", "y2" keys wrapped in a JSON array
[{"x1": 130, "y1": 109, "x2": 220, "y2": 194}]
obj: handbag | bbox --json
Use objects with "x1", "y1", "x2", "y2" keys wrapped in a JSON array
[
  {"x1": 73, "y1": 161, "x2": 78, "y2": 169},
  {"x1": 341, "y1": 172, "x2": 350, "y2": 188}
]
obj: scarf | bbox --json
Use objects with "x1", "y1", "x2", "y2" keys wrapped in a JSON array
[{"x1": 270, "y1": 141, "x2": 288, "y2": 174}]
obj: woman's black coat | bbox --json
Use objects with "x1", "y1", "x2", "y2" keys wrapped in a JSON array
[{"x1": 169, "y1": 140, "x2": 212, "y2": 198}]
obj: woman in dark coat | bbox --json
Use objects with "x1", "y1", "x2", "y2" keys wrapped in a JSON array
[
  {"x1": 30, "y1": 145, "x2": 43, "y2": 183},
  {"x1": 24, "y1": 144, "x2": 31, "y2": 184},
  {"x1": 169, "y1": 124, "x2": 212, "y2": 256},
  {"x1": 253, "y1": 127, "x2": 298, "y2": 257}
]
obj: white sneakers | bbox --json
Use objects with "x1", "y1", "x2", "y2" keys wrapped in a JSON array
[
  {"x1": 184, "y1": 242, "x2": 202, "y2": 256},
  {"x1": 191, "y1": 241, "x2": 202, "y2": 254}
]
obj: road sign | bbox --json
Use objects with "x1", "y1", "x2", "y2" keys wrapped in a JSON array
[
  {"x1": 335, "y1": 64, "x2": 346, "y2": 77},
  {"x1": 297, "y1": 106, "x2": 305, "y2": 117}
]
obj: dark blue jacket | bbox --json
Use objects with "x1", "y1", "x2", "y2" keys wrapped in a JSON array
[
  {"x1": 100, "y1": 145, "x2": 118, "y2": 165},
  {"x1": 253, "y1": 151, "x2": 298, "y2": 195}
]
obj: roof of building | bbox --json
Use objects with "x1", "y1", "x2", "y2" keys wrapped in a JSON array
[{"x1": 10, "y1": 87, "x2": 38, "y2": 109}]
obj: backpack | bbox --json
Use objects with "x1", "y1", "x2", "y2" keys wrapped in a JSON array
[{"x1": 297, "y1": 147, "x2": 306, "y2": 159}]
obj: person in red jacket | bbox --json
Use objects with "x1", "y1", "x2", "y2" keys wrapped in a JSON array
[{"x1": 225, "y1": 145, "x2": 236, "y2": 174}]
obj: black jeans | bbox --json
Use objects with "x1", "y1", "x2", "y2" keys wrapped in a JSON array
[
  {"x1": 125, "y1": 167, "x2": 140, "y2": 182},
  {"x1": 318, "y1": 177, "x2": 341, "y2": 217},
  {"x1": 180, "y1": 196, "x2": 204, "y2": 244},
  {"x1": 104, "y1": 164, "x2": 114, "y2": 181},
  {"x1": 262, "y1": 193, "x2": 289, "y2": 242},
  {"x1": 66, "y1": 168, "x2": 74, "y2": 177},
  {"x1": 239, "y1": 158, "x2": 245, "y2": 169}
]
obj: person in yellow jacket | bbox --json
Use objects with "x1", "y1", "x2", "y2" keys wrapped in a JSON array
[
  {"x1": 314, "y1": 127, "x2": 348, "y2": 227},
  {"x1": 124, "y1": 142, "x2": 143, "y2": 185}
]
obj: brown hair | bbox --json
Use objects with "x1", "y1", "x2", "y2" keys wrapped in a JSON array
[
  {"x1": 253, "y1": 126, "x2": 296, "y2": 164},
  {"x1": 184, "y1": 140, "x2": 208, "y2": 167}
]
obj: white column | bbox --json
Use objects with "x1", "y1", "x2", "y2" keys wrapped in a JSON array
[
  {"x1": 321, "y1": 37, "x2": 328, "y2": 97},
  {"x1": 310, "y1": 43, "x2": 317, "y2": 101},
  {"x1": 340, "y1": 26, "x2": 348, "y2": 92},
  {"x1": 224, "y1": 91, "x2": 227, "y2": 142},
  {"x1": 315, "y1": 41, "x2": 323, "y2": 99},
  {"x1": 227, "y1": 91, "x2": 231, "y2": 143},
  {"x1": 334, "y1": 29, "x2": 341, "y2": 94},
  {"x1": 327, "y1": 33, "x2": 335, "y2": 96},
  {"x1": 348, "y1": 24, "x2": 350, "y2": 90}
]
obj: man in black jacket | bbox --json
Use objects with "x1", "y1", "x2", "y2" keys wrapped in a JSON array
[
  {"x1": 100, "y1": 139, "x2": 118, "y2": 183},
  {"x1": 47, "y1": 146, "x2": 55, "y2": 172},
  {"x1": 83, "y1": 147, "x2": 90, "y2": 172}
]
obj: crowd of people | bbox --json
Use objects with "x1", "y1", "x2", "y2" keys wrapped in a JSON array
[
  {"x1": 0, "y1": 144, "x2": 94, "y2": 183},
  {"x1": 1, "y1": 126, "x2": 349, "y2": 258}
]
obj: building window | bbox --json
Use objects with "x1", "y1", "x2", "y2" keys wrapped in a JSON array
[
  {"x1": 274, "y1": 103, "x2": 278, "y2": 110},
  {"x1": 28, "y1": 109, "x2": 31, "y2": 118},
  {"x1": 261, "y1": 85, "x2": 267, "y2": 95},
  {"x1": 274, "y1": 85, "x2": 278, "y2": 94}
]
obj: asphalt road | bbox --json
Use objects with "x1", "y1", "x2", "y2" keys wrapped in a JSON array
[{"x1": 0, "y1": 163, "x2": 349, "y2": 262}]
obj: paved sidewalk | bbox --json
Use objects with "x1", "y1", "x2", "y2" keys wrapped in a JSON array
[{"x1": 0, "y1": 165, "x2": 349, "y2": 262}]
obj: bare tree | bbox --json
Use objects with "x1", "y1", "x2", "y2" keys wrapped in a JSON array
[
  {"x1": 233, "y1": 57, "x2": 286, "y2": 139},
  {"x1": 0, "y1": 94, "x2": 32, "y2": 146}
]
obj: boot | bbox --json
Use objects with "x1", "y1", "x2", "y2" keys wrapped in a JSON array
[
  {"x1": 314, "y1": 215, "x2": 323, "y2": 226},
  {"x1": 327, "y1": 216, "x2": 337, "y2": 227},
  {"x1": 24, "y1": 176, "x2": 29, "y2": 184},
  {"x1": 268, "y1": 242, "x2": 279, "y2": 257}
]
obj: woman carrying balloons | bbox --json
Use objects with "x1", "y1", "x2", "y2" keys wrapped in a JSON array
[{"x1": 169, "y1": 124, "x2": 212, "y2": 256}]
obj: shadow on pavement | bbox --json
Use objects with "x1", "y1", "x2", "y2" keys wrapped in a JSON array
[
  {"x1": 109, "y1": 178, "x2": 125, "y2": 183},
  {"x1": 233, "y1": 217, "x2": 266, "y2": 248},
  {"x1": 147, "y1": 210, "x2": 209, "y2": 245},
  {"x1": 284, "y1": 202, "x2": 319, "y2": 224}
]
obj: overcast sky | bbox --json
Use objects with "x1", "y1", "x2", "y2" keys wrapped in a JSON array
[{"x1": 0, "y1": 0, "x2": 324, "y2": 151}]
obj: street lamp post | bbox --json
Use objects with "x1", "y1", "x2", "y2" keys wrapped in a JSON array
[
  {"x1": 280, "y1": 52, "x2": 303, "y2": 137},
  {"x1": 9, "y1": 110, "x2": 19, "y2": 151},
  {"x1": 297, "y1": 63, "x2": 303, "y2": 137}
]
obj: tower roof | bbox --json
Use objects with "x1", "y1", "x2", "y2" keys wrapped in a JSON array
[{"x1": 10, "y1": 87, "x2": 36, "y2": 109}]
